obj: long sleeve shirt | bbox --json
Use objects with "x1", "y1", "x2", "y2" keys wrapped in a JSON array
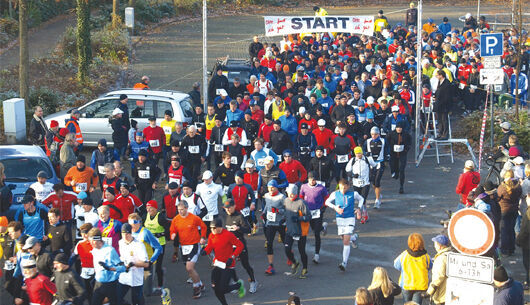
[
  {"x1": 91, "y1": 244, "x2": 126, "y2": 283},
  {"x1": 132, "y1": 226, "x2": 162, "y2": 263},
  {"x1": 204, "y1": 229, "x2": 243, "y2": 268}
]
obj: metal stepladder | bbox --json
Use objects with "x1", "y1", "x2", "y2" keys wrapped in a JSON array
[{"x1": 416, "y1": 106, "x2": 477, "y2": 167}]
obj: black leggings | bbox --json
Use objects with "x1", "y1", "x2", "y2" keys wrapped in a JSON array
[
  {"x1": 265, "y1": 225, "x2": 286, "y2": 255},
  {"x1": 353, "y1": 185, "x2": 370, "y2": 201},
  {"x1": 155, "y1": 245, "x2": 165, "y2": 287},
  {"x1": 522, "y1": 248, "x2": 530, "y2": 283},
  {"x1": 390, "y1": 154, "x2": 407, "y2": 186},
  {"x1": 239, "y1": 243, "x2": 255, "y2": 282},
  {"x1": 309, "y1": 217, "x2": 322, "y2": 254},
  {"x1": 91, "y1": 280, "x2": 118, "y2": 305},
  {"x1": 211, "y1": 267, "x2": 240, "y2": 305},
  {"x1": 284, "y1": 235, "x2": 308, "y2": 269}
]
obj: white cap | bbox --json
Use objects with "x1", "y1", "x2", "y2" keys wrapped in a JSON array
[
  {"x1": 286, "y1": 184, "x2": 299, "y2": 195},
  {"x1": 366, "y1": 96, "x2": 375, "y2": 104},
  {"x1": 465, "y1": 13, "x2": 471, "y2": 19},
  {"x1": 202, "y1": 170, "x2": 213, "y2": 180},
  {"x1": 341, "y1": 71, "x2": 348, "y2": 80},
  {"x1": 317, "y1": 119, "x2": 326, "y2": 126},
  {"x1": 112, "y1": 108, "x2": 124, "y2": 116},
  {"x1": 391, "y1": 105, "x2": 400, "y2": 112},
  {"x1": 264, "y1": 156, "x2": 274, "y2": 163},
  {"x1": 245, "y1": 160, "x2": 255, "y2": 168},
  {"x1": 464, "y1": 160, "x2": 475, "y2": 169},
  {"x1": 299, "y1": 107, "x2": 306, "y2": 114},
  {"x1": 514, "y1": 156, "x2": 524, "y2": 165},
  {"x1": 219, "y1": 89, "x2": 228, "y2": 97},
  {"x1": 500, "y1": 122, "x2": 511, "y2": 130},
  {"x1": 22, "y1": 259, "x2": 37, "y2": 268}
]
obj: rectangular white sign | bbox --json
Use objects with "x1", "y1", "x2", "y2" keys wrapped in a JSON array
[
  {"x1": 446, "y1": 253, "x2": 494, "y2": 284},
  {"x1": 482, "y1": 56, "x2": 501, "y2": 69},
  {"x1": 445, "y1": 277, "x2": 493, "y2": 305},
  {"x1": 125, "y1": 7, "x2": 134, "y2": 29},
  {"x1": 264, "y1": 16, "x2": 374, "y2": 37},
  {"x1": 480, "y1": 68, "x2": 504, "y2": 85}
]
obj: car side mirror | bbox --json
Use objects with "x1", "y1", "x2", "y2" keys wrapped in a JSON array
[{"x1": 8, "y1": 184, "x2": 16, "y2": 190}]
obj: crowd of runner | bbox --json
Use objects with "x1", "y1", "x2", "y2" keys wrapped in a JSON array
[{"x1": 0, "y1": 3, "x2": 529, "y2": 305}]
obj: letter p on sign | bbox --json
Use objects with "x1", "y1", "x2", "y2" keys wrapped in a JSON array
[{"x1": 480, "y1": 33, "x2": 503, "y2": 57}]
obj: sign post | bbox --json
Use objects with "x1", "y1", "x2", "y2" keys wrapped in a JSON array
[{"x1": 445, "y1": 209, "x2": 496, "y2": 305}]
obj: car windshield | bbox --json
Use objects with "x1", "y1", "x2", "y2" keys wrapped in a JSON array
[{"x1": 2, "y1": 158, "x2": 54, "y2": 181}]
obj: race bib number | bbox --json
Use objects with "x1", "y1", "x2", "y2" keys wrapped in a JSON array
[
  {"x1": 213, "y1": 260, "x2": 226, "y2": 269},
  {"x1": 231, "y1": 156, "x2": 238, "y2": 164},
  {"x1": 316, "y1": 180, "x2": 326, "y2": 187},
  {"x1": 257, "y1": 158, "x2": 265, "y2": 167},
  {"x1": 163, "y1": 126, "x2": 172, "y2": 135},
  {"x1": 98, "y1": 165, "x2": 105, "y2": 175},
  {"x1": 189, "y1": 145, "x2": 200, "y2": 154},
  {"x1": 223, "y1": 186, "x2": 229, "y2": 194},
  {"x1": 310, "y1": 209, "x2": 321, "y2": 219},
  {"x1": 149, "y1": 139, "x2": 160, "y2": 147},
  {"x1": 266, "y1": 211, "x2": 277, "y2": 222},
  {"x1": 321, "y1": 103, "x2": 328, "y2": 108},
  {"x1": 391, "y1": 124, "x2": 396, "y2": 131},
  {"x1": 4, "y1": 260, "x2": 15, "y2": 270},
  {"x1": 76, "y1": 183, "x2": 87, "y2": 192},
  {"x1": 353, "y1": 178, "x2": 365, "y2": 186},
  {"x1": 80, "y1": 267, "x2": 95, "y2": 279},
  {"x1": 181, "y1": 245, "x2": 193, "y2": 255},
  {"x1": 277, "y1": 155, "x2": 282, "y2": 162},
  {"x1": 102, "y1": 237, "x2": 113, "y2": 246},
  {"x1": 169, "y1": 177, "x2": 181, "y2": 185},
  {"x1": 254, "y1": 191, "x2": 259, "y2": 199},
  {"x1": 245, "y1": 139, "x2": 251, "y2": 146},
  {"x1": 214, "y1": 144, "x2": 223, "y2": 152},
  {"x1": 393, "y1": 145, "x2": 404, "y2": 152},
  {"x1": 300, "y1": 147, "x2": 310, "y2": 154},
  {"x1": 241, "y1": 207, "x2": 250, "y2": 217},
  {"x1": 203, "y1": 214, "x2": 214, "y2": 222},
  {"x1": 138, "y1": 170, "x2": 150, "y2": 179},
  {"x1": 337, "y1": 154, "x2": 348, "y2": 163},
  {"x1": 459, "y1": 83, "x2": 465, "y2": 89}
]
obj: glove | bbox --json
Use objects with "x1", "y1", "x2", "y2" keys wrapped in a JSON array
[
  {"x1": 352, "y1": 174, "x2": 359, "y2": 178},
  {"x1": 200, "y1": 249, "x2": 207, "y2": 256},
  {"x1": 77, "y1": 216, "x2": 85, "y2": 221},
  {"x1": 226, "y1": 258, "x2": 233, "y2": 266},
  {"x1": 98, "y1": 261, "x2": 111, "y2": 271}
]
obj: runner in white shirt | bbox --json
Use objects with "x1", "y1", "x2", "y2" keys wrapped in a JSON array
[
  {"x1": 178, "y1": 181, "x2": 207, "y2": 217},
  {"x1": 74, "y1": 193, "x2": 99, "y2": 240},
  {"x1": 118, "y1": 223, "x2": 149, "y2": 305},
  {"x1": 30, "y1": 171, "x2": 54, "y2": 202},
  {"x1": 195, "y1": 170, "x2": 225, "y2": 234}
]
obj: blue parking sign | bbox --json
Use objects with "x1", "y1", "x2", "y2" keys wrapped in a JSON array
[{"x1": 480, "y1": 33, "x2": 503, "y2": 57}]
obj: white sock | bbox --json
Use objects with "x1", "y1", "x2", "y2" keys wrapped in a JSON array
[{"x1": 342, "y1": 245, "x2": 350, "y2": 265}]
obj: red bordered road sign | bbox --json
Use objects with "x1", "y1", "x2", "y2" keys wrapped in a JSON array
[{"x1": 448, "y1": 208, "x2": 495, "y2": 256}]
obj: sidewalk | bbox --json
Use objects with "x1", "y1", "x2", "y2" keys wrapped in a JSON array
[{"x1": 0, "y1": 14, "x2": 75, "y2": 68}]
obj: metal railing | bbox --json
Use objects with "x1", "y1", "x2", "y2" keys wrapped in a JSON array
[{"x1": 458, "y1": 13, "x2": 530, "y2": 30}]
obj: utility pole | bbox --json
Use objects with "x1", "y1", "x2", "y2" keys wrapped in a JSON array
[
  {"x1": 202, "y1": 0, "x2": 208, "y2": 112},
  {"x1": 415, "y1": 0, "x2": 422, "y2": 164}
]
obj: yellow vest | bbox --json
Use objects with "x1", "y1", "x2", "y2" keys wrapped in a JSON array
[
  {"x1": 144, "y1": 213, "x2": 166, "y2": 246},
  {"x1": 205, "y1": 114, "x2": 217, "y2": 132},
  {"x1": 160, "y1": 120, "x2": 176, "y2": 146},
  {"x1": 374, "y1": 18, "x2": 388, "y2": 32},
  {"x1": 271, "y1": 100, "x2": 286, "y2": 121}
]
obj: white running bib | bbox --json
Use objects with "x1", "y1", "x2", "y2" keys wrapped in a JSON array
[
  {"x1": 203, "y1": 214, "x2": 214, "y2": 222},
  {"x1": 98, "y1": 165, "x2": 106, "y2": 175},
  {"x1": 138, "y1": 170, "x2": 150, "y2": 179},
  {"x1": 257, "y1": 159, "x2": 265, "y2": 167},
  {"x1": 241, "y1": 207, "x2": 250, "y2": 217},
  {"x1": 149, "y1": 139, "x2": 160, "y2": 147},
  {"x1": 189, "y1": 145, "x2": 200, "y2": 154},
  {"x1": 181, "y1": 245, "x2": 193, "y2": 255},
  {"x1": 213, "y1": 260, "x2": 226, "y2": 269},
  {"x1": 393, "y1": 145, "x2": 404, "y2": 152},
  {"x1": 76, "y1": 183, "x2": 87, "y2": 192},
  {"x1": 310, "y1": 209, "x2": 320, "y2": 219},
  {"x1": 169, "y1": 177, "x2": 181, "y2": 185},
  {"x1": 214, "y1": 144, "x2": 223, "y2": 152},
  {"x1": 231, "y1": 156, "x2": 238, "y2": 165},
  {"x1": 316, "y1": 181, "x2": 326, "y2": 187},
  {"x1": 102, "y1": 237, "x2": 113, "y2": 246},
  {"x1": 163, "y1": 126, "x2": 172, "y2": 135},
  {"x1": 266, "y1": 211, "x2": 277, "y2": 222},
  {"x1": 337, "y1": 154, "x2": 348, "y2": 163},
  {"x1": 80, "y1": 267, "x2": 95, "y2": 279}
]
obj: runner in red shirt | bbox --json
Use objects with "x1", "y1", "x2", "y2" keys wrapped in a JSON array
[
  {"x1": 74, "y1": 222, "x2": 95, "y2": 300},
  {"x1": 258, "y1": 114, "x2": 274, "y2": 144},
  {"x1": 143, "y1": 116, "x2": 165, "y2": 159},
  {"x1": 279, "y1": 150, "x2": 307, "y2": 184},
  {"x1": 115, "y1": 183, "x2": 143, "y2": 223},
  {"x1": 20, "y1": 259, "x2": 56, "y2": 305},
  {"x1": 41, "y1": 183, "x2": 77, "y2": 221}
]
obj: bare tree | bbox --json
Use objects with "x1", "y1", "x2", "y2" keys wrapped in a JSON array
[{"x1": 511, "y1": 0, "x2": 527, "y2": 122}]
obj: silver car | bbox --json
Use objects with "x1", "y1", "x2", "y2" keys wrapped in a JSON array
[{"x1": 44, "y1": 89, "x2": 195, "y2": 146}]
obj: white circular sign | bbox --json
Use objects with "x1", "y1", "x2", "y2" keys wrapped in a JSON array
[{"x1": 448, "y1": 208, "x2": 495, "y2": 256}]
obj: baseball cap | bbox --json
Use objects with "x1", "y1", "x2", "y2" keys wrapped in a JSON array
[
  {"x1": 22, "y1": 259, "x2": 37, "y2": 269},
  {"x1": 23, "y1": 236, "x2": 38, "y2": 250},
  {"x1": 245, "y1": 159, "x2": 255, "y2": 168},
  {"x1": 366, "y1": 96, "x2": 375, "y2": 104},
  {"x1": 148, "y1": 116, "x2": 156, "y2": 121},
  {"x1": 121, "y1": 223, "x2": 132, "y2": 234},
  {"x1": 223, "y1": 199, "x2": 235, "y2": 208},
  {"x1": 354, "y1": 146, "x2": 363, "y2": 154},
  {"x1": 431, "y1": 234, "x2": 449, "y2": 246},
  {"x1": 500, "y1": 122, "x2": 511, "y2": 130},
  {"x1": 77, "y1": 192, "x2": 88, "y2": 200},
  {"x1": 464, "y1": 160, "x2": 475, "y2": 169},
  {"x1": 202, "y1": 170, "x2": 213, "y2": 180},
  {"x1": 317, "y1": 119, "x2": 326, "y2": 126},
  {"x1": 267, "y1": 180, "x2": 279, "y2": 188},
  {"x1": 21, "y1": 195, "x2": 34, "y2": 204},
  {"x1": 37, "y1": 171, "x2": 48, "y2": 179},
  {"x1": 300, "y1": 123, "x2": 308, "y2": 129},
  {"x1": 391, "y1": 105, "x2": 400, "y2": 112}
]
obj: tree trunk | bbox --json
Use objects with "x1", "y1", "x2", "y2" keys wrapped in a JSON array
[
  {"x1": 19, "y1": 0, "x2": 29, "y2": 106},
  {"x1": 112, "y1": 0, "x2": 119, "y2": 28},
  {"x1": 76, "y1": 0, "x2": 91, "y2": 83}
]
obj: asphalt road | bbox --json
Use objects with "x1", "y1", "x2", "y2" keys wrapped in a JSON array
[{"x1": 127, "y1": 3, "x2": 530, "y2": 304}]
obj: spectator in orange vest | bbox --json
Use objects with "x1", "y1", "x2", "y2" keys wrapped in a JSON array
[{"x1": 133, "y1": 76, "x2": 150, "y2": 90}]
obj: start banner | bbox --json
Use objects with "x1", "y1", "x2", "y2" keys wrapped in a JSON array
[{"x1": 264, "y1": 16, "x2": 374, "y2": 37}]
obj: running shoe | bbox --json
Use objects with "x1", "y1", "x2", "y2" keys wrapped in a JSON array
[
  {"x1": 312, "y1": 254, "x2": 320, "y2": 264},
  {"x1": 291, "y1": 261, "x2": 300, "y2": 275},
  {"x1": 299, "y1": 268, "x2": 308, "y2": 279},
  {"x1": 249, "y1": 280, "x2": 258, "y2": 293},
  {"x1": 192, "y1": 286, "x2": 201, "y2": 299},
  {"x1": 237, "y1": 279, "x2": 246, "y2": 298},
  {"x1": 351, "y1": 233, "x2": 359, "y2": 249},
  {"x1": 265, "y1": 265, "x2": 275, "y2": 275},
  {"x1": 374, "y1": 199, "x2": 381, "y2": 209},
  {"x1": 322, "y1": 222, "x2": 328, "y2": 236},
  {"x1": 338, "y1": 262, "x2": 346, "y2": 271},
  {"x1": 186, "y1": 277, "x2": 193, "y2": 284}
]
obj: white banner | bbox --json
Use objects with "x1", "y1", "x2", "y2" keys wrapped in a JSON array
[{"x1": 264, "y1": 16, "x2": 374, "y2": 37}]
